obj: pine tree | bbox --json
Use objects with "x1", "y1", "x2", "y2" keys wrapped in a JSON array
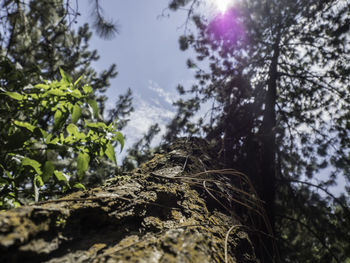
[
  {"x1": 0, "y1": 0, "x2": 132, "y2": 204},
  {"x1": 167, "y1": 0, "x2": 350, "y2": 261},
  {"x1": 122, "y1": 124, "x2": 161, "y2": 171},
  {"x1": 0, "y1": 0, "x2": 118, "y2": 106}
]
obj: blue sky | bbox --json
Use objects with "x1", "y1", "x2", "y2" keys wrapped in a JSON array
[
  {"x1": 76, "y1": 0, "x2": 198, "y2": 152},
  {"x1": 74, "y1": 1, "x2": 348, "y2": 194}
]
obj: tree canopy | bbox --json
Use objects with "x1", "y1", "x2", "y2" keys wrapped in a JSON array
[{"x1": 166, "y1": 0, "x2": 350, "y2": 261}]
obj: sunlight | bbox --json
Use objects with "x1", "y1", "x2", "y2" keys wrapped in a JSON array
[
  {"x1": 206, "y1": 7, "x2": 246, "y2": 47},
  {"x1": 214, "y1": 0, "x2": 232, "y2": 14}
]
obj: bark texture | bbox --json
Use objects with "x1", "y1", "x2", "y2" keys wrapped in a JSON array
[{"x1": 0, "y1": 138, "x2": 258, "y2": 263}]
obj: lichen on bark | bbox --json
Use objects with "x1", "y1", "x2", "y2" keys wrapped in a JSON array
[{"x1": 0, "y1": 138, "x2": 258, "y2": 263}]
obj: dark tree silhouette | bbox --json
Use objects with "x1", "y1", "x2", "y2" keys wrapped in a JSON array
[{"x1": 166, "y1": 0, "x2": 350, "y2": 261}]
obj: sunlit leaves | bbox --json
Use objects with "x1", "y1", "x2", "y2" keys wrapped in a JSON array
[
  {"x1": 1, "y1": 69, "x2": 123, "y2": 207},
  {"x1": 88, "y1": 99, "x2": 99, "y2": 118},
  {"x1": 77, "y1": 152, "x2": 90, "y2": 180},
  {"x1": 73, "y1": 75, "x2": 83, "y2": 86},
  {"x1": 22, "y1": 157, "x2": 42, "y2": 175},
  {"x1": 54, "y1": 110, "x2": 63, "y2": 127},
  {"x1": 73, "y1": 182, "x2": 86, "y2": 190},
  {"x1": 34, "y1": 175, "x2": 44, "y2": 187},
  {"x1": 34, "y1": 84, "x2": 50, "y2": 90},
  {"x1": 72, "y1": 104, "x2": 82, "y2": 123},
  {"x1": 0, "y1": 0, "x2": 127, "y2": 209},
  {"x1": 54, "y1": 171, "x2": 68, "y2": 184},
  {"x1": 14, "y1": 121, "x2": 36, "y2": 132},
  {"x1": 4, "y1": 91, "x2": 23, "y2": 100},
  {"x1": 82, "y1": 85, "x2": 93, "y2": 95},
  {"x1": 105, "y1": 142, "x2": 116, "y2": 163},
  {"x1": 59, "y1": 67, "x2": 72, "y2": 83},
  {"x1": 114, "y1": 131, "x2": 124, "y2": 151},
  {"x1": 66, "y1": 123, "x2": 79, "y2": 136},
  {"x1": 71, "y1": 89, "x2": 82, "y2": 99},
  {"x1": 47, "y1": 88, "x2": 66, "y2": 97},
  {"x1": 85, "y1": 121, "x2": 107, "y2": 129}
]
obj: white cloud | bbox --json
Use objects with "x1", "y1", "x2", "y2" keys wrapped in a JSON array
[
  {"x1": 108, "y1": 79, "x2": 196, "y2": 161},
  {"x1": 148, "y1": 80, "x2": 177, "y2": 105},
  {"x1": 117, "y1": 93, "x2": 175, "y2": 160}
]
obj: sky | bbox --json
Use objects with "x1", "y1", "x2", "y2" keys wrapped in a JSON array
[
  {"x1": 75, "y1": 0, "x2": 199, "y2": 154},
  {"x1": 74, "y1": 1, "x2": 347, "y2": 194}
]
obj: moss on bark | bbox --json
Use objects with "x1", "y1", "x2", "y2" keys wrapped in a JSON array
[{"x1": 0, "y1": 138, "x2": 258, "y2": 263}]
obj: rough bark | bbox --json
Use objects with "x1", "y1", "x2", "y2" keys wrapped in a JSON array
[{"x1": 0, "y1": 138, "x2": 258, "y2": 263}]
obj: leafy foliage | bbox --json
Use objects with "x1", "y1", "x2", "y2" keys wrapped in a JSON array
[
  {"x1": 0, "y1": 0, "x2": 133, "y2": 199},
  {"x1": 0, "y1": 0, "x2": 120, "y2": 109},
  {"x1": 0, "y1": 60, "x2": 123, "y2": 208}
]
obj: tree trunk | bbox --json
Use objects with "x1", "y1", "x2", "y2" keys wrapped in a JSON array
[
  {"x1": 257, "y1": 33, "x2": 280, "y2": 262},
  {"x1": 0, "y1": 138, "x2": 258, "y2": 263},
  {"x1": 260, "y1": 36, "x2": 279, "y2": 228}
]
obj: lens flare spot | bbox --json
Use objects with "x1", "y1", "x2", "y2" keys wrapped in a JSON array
[{"x1": 207, "y1": 8, "x2": 246, "y2": 48}]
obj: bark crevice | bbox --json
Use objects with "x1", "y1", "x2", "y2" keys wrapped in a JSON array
[{"x1": 0, "y1": 138, "x2": 259, "y2": 263}]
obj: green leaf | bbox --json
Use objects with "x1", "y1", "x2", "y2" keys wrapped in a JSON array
[
  {"x1": 35, "y1": 128, "x2": 48, "y2": 138},
  {"x1": 99, "y1": 147, "x2": 104, "y2": 156},
  {"x1": 29, "y1": 93, "x2": 39, "y2": 100},
  {"x1": 114, "y1": 131, "x2": 124, "y2": 151},
  {"x1": 47, "y1": 89, "x2": 66, "y2": 96},
  {"x1": 45, "y1": 134, "x2": 53, "y2": 144},
  {"x1": 22, "y1": 157, "x2": 42, "y2": 175},
  {"x1": 71, "y1": 89, "x2": 82, "y2": 98},
  {"x1": 54, "y1": 110, "x2": 63, "y2": 126},
  {"x1": 66, "y1": 123, "x2": 78, "y2": 136},
  {"x1": 1, "y1": 164, "x2": 12, "y2": 179},
  {"x1": 5, "y1": 91, "x2": 23, "y2": 100},
  {"x1": 85, "y1": 121, "x2": 107, "y2": 129},
  {"x1": 14, "y1": 121, "x2": 36, "y2": 132},
  {"x1": 88, "y1": 99, "x2": 99, "y2": 118},
  {"x1": 34, "y1": 175, "x2": 44, "y2": 187},
  {"x1": 34, "y1": 83, "x2": 50, "y2": 90},
  {"x1": 77, "y1": 152, "x2": 90, "y2": 180},
  {"x1": 82, "y1": 85, "x2": 93, "y2": 94},
  {"x1": 59, "y1": 68, "x2": 72, "y2": 83},
  {"x1": 105, "y1": 142, "x2": 116, "y2": 163},
  {"x1": 73, "y1": 183, "x2": 86, "y2": 191},
  {"x1": 54, "y1": 171, "x2": 68, "y2": 184},
  {"x1": 42, "y1": 161, "x2": 54, "y2": 182},
  {"x1": 74, "y1": 75, "x2": 83, "y2": 86},
  {"x1": 64, "y1": 135, "x2": 74, "y2": 144},
  {"x1": 50, "y1": 137, "x2": 59, "y2": 145},
  {"x1": 13, "y1": 202, "x2": 21, "y2": 208},
  {"x1": 76, "y1": 132, "x2": 86, "y2": 141}
]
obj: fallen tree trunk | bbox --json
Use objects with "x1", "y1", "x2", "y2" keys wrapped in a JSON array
[{"x1": 0, "y1": 139, "x2": 258, "y2": 263}]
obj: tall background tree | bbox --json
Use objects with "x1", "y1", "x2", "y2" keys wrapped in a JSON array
[
  {"x1": 0, "y1": 0, "x2": 132, "y2": 206},
  {"x1": 0, "y1": 0, "x2": 120, "y2": 107},
  {"x1": 166, "y1": 0, "x2": 350, "y2": 261}
]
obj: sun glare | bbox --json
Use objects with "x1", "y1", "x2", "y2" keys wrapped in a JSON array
[{"x1": 216, "y1": 0, "x2": 231, "y2": 14}]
